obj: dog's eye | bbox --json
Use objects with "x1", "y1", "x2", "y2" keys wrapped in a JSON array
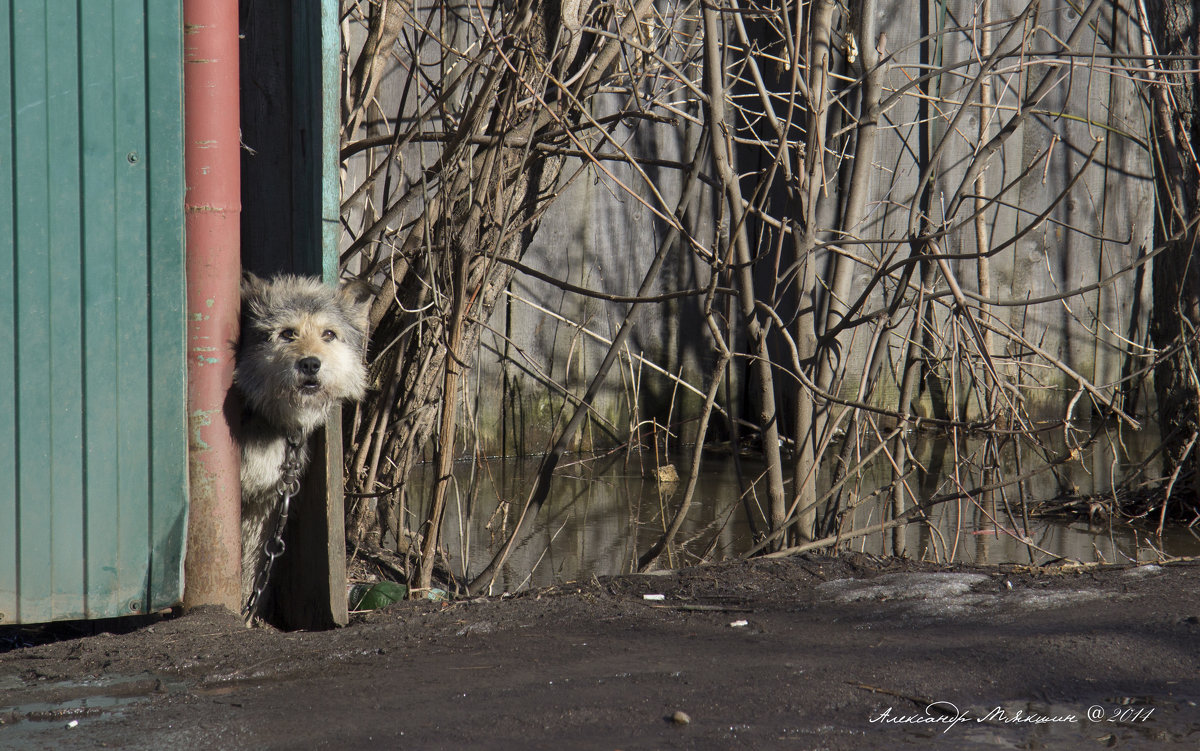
[
  {"x1": 322, "y1": 329, "x2": 338, "y2": 342},
  {"x1": 279, "y1": 328, "x2": 298, "y2": 342}
]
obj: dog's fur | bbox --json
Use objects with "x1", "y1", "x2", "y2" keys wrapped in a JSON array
[{"x1": 235, "y1": 271, "x2": 371, "y2": 609}]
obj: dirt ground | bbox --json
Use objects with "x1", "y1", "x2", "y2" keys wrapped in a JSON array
[{"x1": 1, "y1": 553, "x2": 1198, "y2": 750}]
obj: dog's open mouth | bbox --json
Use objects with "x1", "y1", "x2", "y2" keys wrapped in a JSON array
[{"x1": 298, "y1": 379, "x2": 322, "y2": 395}]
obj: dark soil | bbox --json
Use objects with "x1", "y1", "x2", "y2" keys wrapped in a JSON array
[{"x1": 2, "y1": 553, "x2": 1198, "y2": 750}]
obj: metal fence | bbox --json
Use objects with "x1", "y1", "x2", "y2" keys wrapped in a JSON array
[{"x1": 0, "y1": 1, "x2": 187, "y2": 624}]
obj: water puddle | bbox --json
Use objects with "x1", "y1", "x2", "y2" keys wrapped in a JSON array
[
  {"x1": 0, "y1": 674, "x2": 173, "y2": 746},
  {"x1": 397, "y1": 447, "x2": 1200, "y2": 593}
]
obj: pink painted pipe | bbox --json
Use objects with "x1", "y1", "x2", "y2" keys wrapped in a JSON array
[{"x1": 183, "y1": 0, "x2": 242, "y2": 613}]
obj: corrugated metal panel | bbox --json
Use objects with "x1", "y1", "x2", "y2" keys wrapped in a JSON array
[{"x1": 0, "y1": 1, "x2": 186, "y2": 624}]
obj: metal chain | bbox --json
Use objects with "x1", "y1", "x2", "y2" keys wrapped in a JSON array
[{"x1": 244, "y1": 433, "x2": 305, "y2": 619}]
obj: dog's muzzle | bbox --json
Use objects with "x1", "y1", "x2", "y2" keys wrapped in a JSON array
[{"x1": 297, "y1": 357, "x2": 322, "y2": 392}]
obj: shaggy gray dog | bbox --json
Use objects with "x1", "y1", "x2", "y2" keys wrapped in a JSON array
[{"x1": 234, "y1": 272, "x2": 371, "y2": 612}]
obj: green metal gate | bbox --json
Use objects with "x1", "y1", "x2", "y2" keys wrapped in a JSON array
[{"x1": 0, "y1": 2, "x2": 187, "y2": 624}]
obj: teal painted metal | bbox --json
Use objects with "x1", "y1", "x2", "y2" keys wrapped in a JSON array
[
  {"x1": 320, "y1": 0, "x2": 340, "y2": 282},
  {"x1": 0, "y1": 1, "x2": 187, "y2": 624},
  {"x1": 291, "y1": 0, "x2": 342, "y2": 281}
]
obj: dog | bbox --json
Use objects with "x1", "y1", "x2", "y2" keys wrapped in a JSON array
[{"x1": 234, "y1": 271, "x2": 372, "y2": 615}]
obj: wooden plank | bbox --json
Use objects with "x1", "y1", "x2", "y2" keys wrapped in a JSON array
[
  {"x1": 239, "y1": 1, "x2": 296, "y2": 273},
  {"x1": 319, "y1": 0, "x2": 341, "y2": 281},
  {"x1": 270, "y1": 416, "x2": 349, "y2": 629}
]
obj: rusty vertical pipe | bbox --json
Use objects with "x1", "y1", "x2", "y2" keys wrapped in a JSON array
[{"x1": 183, "y1": 0, "x2": 242, "y2": 612}]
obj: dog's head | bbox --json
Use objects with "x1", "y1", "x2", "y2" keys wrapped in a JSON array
[{"x1": 236, "y1": 271, "x2": 373, "y2": 433}]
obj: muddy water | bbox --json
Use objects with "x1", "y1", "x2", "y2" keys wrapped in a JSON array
[
  {"x1": 406, "y1": 446, "x2": 1200, "y2": 594},
  {"x1": 0, "y1": 674, "x2": 172, "y2": 747}
]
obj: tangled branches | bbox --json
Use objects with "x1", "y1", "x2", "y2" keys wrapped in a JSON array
[{"x1": 338, "y1": 0, "x2": 1193, "y2": 592}]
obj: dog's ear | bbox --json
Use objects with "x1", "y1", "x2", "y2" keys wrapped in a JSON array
[
  {"x1": 241, "y1": 270, "x2": 268, "y2": 302},
  {"x1": 338, "y1": 278, "x2": 376, "y2": 331}
]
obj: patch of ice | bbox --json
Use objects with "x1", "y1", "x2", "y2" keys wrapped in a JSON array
[
  {"x1": 819, "y1": 573, "x2": 989, "y2": 604},
  {"x1": 1122, "y1": 564, "x2": 1163, "y2": 578},
  {"x1": 819, "y1": 572, "x2": 1110, "y2": 617},
  {"x1": 1018, "y1": 590, "x2": 1102, "y2": 610}
]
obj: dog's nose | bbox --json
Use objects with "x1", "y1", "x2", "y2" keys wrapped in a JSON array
[{"x1": 297, "y1": 357, "x2": 321, "y2": 377}]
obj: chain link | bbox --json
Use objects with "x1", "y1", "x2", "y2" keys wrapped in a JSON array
[{"x1": 243, "y1": 434, "x2": 304, "y2": 620}]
